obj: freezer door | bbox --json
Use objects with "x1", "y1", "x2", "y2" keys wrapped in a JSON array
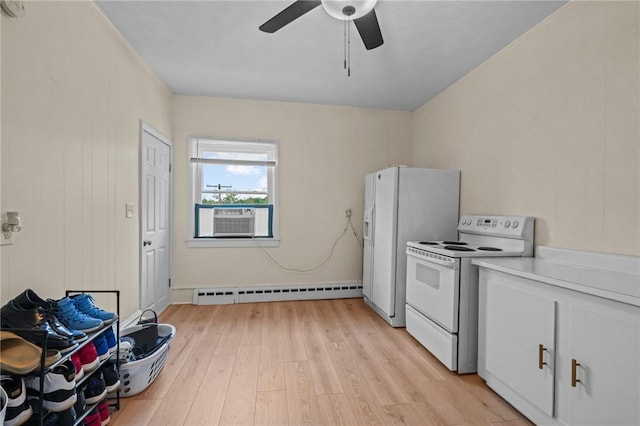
[
  {"x1": 362, "y1": 173, "x2": 375, "y2": 299},
  {"x1": 371, "y1": 167, "x2": 399, "y2": 317}
]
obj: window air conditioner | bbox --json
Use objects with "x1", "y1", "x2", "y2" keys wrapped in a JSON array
[{"x1": 212, "y1": 208, "x2": 255, "y2": 237}]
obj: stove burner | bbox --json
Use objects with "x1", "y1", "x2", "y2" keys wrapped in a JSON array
[
  {"x1": 478, "y1": 247, "x2": 503, "y2": 251},
  {"x1": 442, "y1": 241, "x2": 468, "y2": 245},
  {"x1": 418, "y1": 241, "x2": 440, "y2": 245},
  {"x1": 443, "y1": 245, "x2": 475, "y2": 251}
]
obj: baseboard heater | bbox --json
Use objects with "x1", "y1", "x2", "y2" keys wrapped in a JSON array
[{"x1": 193, "y1": 283, "x2": 363, "y2": 305}]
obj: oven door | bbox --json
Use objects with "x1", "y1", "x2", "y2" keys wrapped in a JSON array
[{"x1": 405, "y1": 250, "x2": 460, "y2": 333}]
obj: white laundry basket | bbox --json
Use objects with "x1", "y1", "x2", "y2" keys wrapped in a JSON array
[{"x1": 117, "y1": 323, "x2": 176, "y2": 397}]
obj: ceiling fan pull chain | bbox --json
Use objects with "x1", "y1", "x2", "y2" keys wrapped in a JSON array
[
  {"x1": 343, "y1": 17, "x2": 347, "y2": 70},
  {"x1": 347, "y1": 19, "x2": 351, "y2": 77}
]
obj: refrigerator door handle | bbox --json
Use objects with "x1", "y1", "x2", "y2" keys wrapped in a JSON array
[{"x1": 370, "y1": 205, "x2": 375, "y2": 244}]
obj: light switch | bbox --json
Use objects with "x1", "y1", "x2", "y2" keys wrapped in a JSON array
[{"x1": 125, "y1": 203, "x2": 135, "y2": 218}]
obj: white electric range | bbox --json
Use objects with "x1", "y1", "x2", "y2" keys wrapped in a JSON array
[{"x1": 405, "y1": 215, "x2": 534, "y2": 373}]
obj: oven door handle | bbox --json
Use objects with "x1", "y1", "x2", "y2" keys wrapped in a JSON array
[
  {"x1": 432, "y1": 257, "x2": 458, "y2": 269},
  {"x1": 406, "y1": 248, "x2": 458, "y2": 269}
]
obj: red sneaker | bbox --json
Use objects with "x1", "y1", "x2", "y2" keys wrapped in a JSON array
[
  {"x1": 83, "y1": 407, "x2": 101, "y2": 426},
  {"x1": 71, "y1": 352, "x2": 84, "y2": 382},
  {"x1": 98, "y1": 400, "x2": 111, "y2": 425},
  {"x1": 78, "y1": 342, "x2": 99, "y2": 373}
]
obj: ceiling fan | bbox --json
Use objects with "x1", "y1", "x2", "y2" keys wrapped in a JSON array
[{"x1": 259, "y1": 0, "x2": 384, "y2": 51}]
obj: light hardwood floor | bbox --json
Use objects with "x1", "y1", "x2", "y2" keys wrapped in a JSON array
[{"x1": 110, "y1": 299, "x2": 530, "y2": 426}]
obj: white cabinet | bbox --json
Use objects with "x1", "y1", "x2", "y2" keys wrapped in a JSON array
[
  {"x1": 558, "y1": 304, "x2": 640, "y2": 425},
  {"x1": 483, "y1": 280, "x2": 556, "y2": 417},
  {"x1": 477, "y1": 262, "x2": 640, "y2": 426}
]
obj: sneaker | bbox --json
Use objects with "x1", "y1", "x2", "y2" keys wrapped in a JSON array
[
  {"x1": 83, "y1": 407, "x2": 101, "y2": 426},
  {"x1": 1, "y1": 375, "x2": 33, "y2": 426},
  {"x1": 44, "y1": 300, "x2": 87, "y2": 342},
  {"x1": 116, "y1": 339, "x2": 132, "y2": 362},
  {"x1": 9, "y1": 289, "x2": 88, "y2": 343},
  {"x1": 56, "y1": 298, "x2": 103, "y2": 333},
  {"x1": 71, "y1": 294, "x2": 117, "y2": 325},
  {"x1": 83, "y1": 371, "x2": 106, "y2": 405},
  {"x1": 98, "y1": 400, "x2": 110, "y2": 426},
  {"x1": 55, "y1": 406, "x2": 77, "y2": 426},
  {"x1": 74, "y1": 386, "x2": 87, "y2": 415},
  {"x1": 78, "y1": 342, "x2": 99, "y2": 373},
  {"x1": 101, "y1": 327, "x2": 117, "y2": 354},
  {"x1": 24, "y1": 360, "x2": 77, "y2": 412},
  {"x1": 71, "y1": 352, "x2": 84, "y2": 382},
  {"x1": 0, "y1": 301, "x2": 77, "y2": 353},
  {"x1": 24, "y1": 396, "x2": 58, "y2": 426},
  {"x1": 99, "y1": 361, "x2": 120, "y2": 394},
  {"x1": 93, "y1": 334, "x2": 110, "y2": 362}
]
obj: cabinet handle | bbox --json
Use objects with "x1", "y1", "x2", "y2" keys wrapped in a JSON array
[
  {"x1": 571, "y1": 359, "x2": 581, "y2": 387},
  {"x1": 538, "y1": 344, "x2": 548, "y2": 369}
]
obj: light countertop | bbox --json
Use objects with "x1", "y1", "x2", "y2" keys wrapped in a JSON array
[{"x1": 473, "y1": 251, "x2": 640, "y2": 307}]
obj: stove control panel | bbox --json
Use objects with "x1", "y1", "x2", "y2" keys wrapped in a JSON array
[{"x1": 458, "y1": 215, "x2": 534, "y2": 238}]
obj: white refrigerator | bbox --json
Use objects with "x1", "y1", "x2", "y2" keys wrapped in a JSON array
[{"x1": 363, "y1": 166, "x2": 460, "y2": 327}]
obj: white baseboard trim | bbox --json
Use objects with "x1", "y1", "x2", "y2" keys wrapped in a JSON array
[{"x1": 120, "y1": 310, "x2": 142, "y2": 329}]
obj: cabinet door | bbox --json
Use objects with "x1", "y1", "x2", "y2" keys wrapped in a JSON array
[
  {"x1": 484, "y1": 279, "x2": 556, "y2": 417},
  {"x1": 562, "y1": 304, "x2": 640, "y2": 425}
]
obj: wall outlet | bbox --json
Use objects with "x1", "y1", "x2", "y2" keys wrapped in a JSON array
[
  {"x1": 0, "y1": 231, "x2": 13, "y2": 246},
  {"x1": 125, "y1": 203, "x2": 135, "y2": 218}
]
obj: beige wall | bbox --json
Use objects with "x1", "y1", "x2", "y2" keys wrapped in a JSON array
[
  {"x1": 2, "y1": 0, "x2": 637, "y2": 313},
  {"x1": 171, "y1": 95, "x2": 412, "y2": 302},
  {"x1": 412, "y1": 1, "x2": 640, "y2": 256},
  {"x1": 1, "y1": 1, "x2": 172, "y2": 317}
]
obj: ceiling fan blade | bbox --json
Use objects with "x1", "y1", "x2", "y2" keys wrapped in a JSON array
[
  {"x1": 353, "y1": 8, "x2": 384, "y2": 50},
  {"x1": 259, "y1": 0, "x2": 322, "y2": 33}
]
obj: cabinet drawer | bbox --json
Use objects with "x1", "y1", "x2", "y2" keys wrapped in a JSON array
[{"x1": 406, "y1": 304, "x2": 457, "y2": 371}]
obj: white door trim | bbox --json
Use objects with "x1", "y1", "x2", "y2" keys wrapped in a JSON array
[{"x1": 139, "y1": 121, "x2": 173, "y2": 313}]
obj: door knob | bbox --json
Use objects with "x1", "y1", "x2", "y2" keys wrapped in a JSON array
[{"x1": 143, "y1": 240, "x2": 152, "y2": 247}]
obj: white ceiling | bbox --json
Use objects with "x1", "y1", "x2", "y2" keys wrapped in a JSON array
[{"x1": 96, "y1": 0, "x2": 566, "y2": 111}]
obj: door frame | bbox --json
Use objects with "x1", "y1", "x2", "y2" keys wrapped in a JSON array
[{"x1": 139, "y1": 121, "x2": 173, "y2": 312}]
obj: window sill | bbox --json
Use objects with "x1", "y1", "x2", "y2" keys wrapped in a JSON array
[{"x1": 186, "y1": 238, "x2": 280, "y2": 248}]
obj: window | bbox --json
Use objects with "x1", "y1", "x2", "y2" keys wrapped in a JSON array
[{"x1": 188, "y1": 138, "x2": 278, "y2": 247}]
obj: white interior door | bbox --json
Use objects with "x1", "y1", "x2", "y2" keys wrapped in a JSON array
[{"x1": 141, "y1": 123, "x2": 172, "y2": 314}]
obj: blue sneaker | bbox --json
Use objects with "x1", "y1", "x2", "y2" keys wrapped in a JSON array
[
  {"x1": 70, "y1": 294, "x2": 117, "y2": 325},
  {"x1": 56, "y1": 298, "x2": 103, "y2": 333},
  {"x1": 92, "y1": 334, "x2": 109, "y2": 362},
  {"x1": 101, "y1": 327, "x2": 117, "y2": 354}
]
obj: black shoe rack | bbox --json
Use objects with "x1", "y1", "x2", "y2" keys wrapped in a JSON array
[{"x1": 6, "y1": 290, "x2": 121, "y2": 426}]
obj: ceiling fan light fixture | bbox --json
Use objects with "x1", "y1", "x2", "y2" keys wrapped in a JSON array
[{"x1": 321, "y1": 0, "x2": 377, "y2": 21}]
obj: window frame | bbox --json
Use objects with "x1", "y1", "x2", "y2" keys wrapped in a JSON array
[{"x1": 187, "y1": 137, "x2": 279, "y2": 248}]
